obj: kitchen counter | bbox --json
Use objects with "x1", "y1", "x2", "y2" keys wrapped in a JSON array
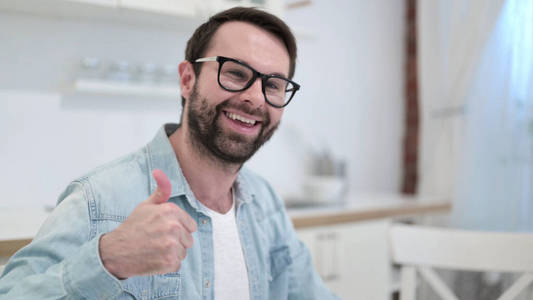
[
  {"x1": 289, "y1": 194, "x2": 451, "y2": 228},
  {"x1": 0, "y1": 194, "x2": 451, "y2": 258},
  {"x1": 0, "y1": 207, "x2": 49, "y2": 257}
]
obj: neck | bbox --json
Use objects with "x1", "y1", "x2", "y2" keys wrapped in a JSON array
[{"x1": 169, "y1": 126, "x2": 239, "y2": 214}]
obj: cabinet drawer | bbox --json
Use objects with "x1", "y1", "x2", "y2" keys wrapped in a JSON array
[{"x1": 297, "y1": 219, "x2": 391, "y2": 300}]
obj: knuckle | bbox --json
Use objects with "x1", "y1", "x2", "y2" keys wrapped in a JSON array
[
  {"x1": 161, "y1": 239, "x2": 178, "y2": 252},
  {"x1": 161, "y1": 203, "x2": 173, "y2": 213},
  {"x1": 166, "y1": 221, "x2": 183, "y2": 234},
  {"x1": 177, "y1": 247, "x2": 187, "y2": 261},
  {"x1": 185, "y1": 218, "x2": 198, "y2": 232},
  {"x1": 152, "y1": 210, "x2": 165, "y2": 221},
  {"x1": 184, "y1": 235, "x2": 194, "y2": 248},
  {"x1": 164, "y1": 203, "x2": 180, "y2": 214},
  {"x1": 181, "y1": 218, "x2": 197, "y2": 233},
  {"x1": 165, "y1": 222, "x2": 178, "y2": 233},
  {"x1": 175, "y1": 252, "x2": 183, "y2": 262},
  {"x1": 162, "y1": 253, "x2": 177, "y2": 266}
]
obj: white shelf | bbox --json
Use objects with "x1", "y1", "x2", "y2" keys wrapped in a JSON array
[
  {"x1": 72, "y1": 79, "x2": 179, "y2": 98},
  {"x1": 0, "y1": 0, "x2": 202, "y2": 32},
  {"x1": 0, "y1": 0, "x2": 304, "y2": 36}
]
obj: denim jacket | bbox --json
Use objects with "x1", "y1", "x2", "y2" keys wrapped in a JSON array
[{"x1": 0, "y1": 124, "x2": 338, "y2": 300}]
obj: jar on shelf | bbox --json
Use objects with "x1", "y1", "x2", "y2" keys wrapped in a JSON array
[{"x1": 79, "y1": 57, "x2": 103, "y2": 81}]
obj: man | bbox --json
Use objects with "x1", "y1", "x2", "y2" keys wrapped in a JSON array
[{"x1": 0, "y1": 7, "x2": 338, "y2": 300}]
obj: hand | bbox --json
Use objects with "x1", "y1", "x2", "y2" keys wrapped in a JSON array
[{"x1": 99, "y1": 169, "x2": 198, "y2": 279}]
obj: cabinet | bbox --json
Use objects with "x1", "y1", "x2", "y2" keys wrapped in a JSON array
[
  {"x1": 291, "y1": 198, "x2": 452, "y2": 299},
  {"x1": 119, "y1": 0, "x2": 196, "y2": 17},
  {"x1": 208, "y1": 0, "x2": 284, "y2": 17},
  {"x1": 65, "y1": 0, "x2": 117, "y2": 7},
  {"x1": 0, "y1": 0, "x2": 284, "y2": 20},
  {"x1": 296, "y1": 220, "x2": 392, "y2": 300}
]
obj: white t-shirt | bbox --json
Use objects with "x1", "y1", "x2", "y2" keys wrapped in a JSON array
[{"x1": 201, "y1": 192, "x2": 250, "y2": 300}]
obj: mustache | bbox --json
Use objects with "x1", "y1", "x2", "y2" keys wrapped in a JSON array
[{"x1": 215, "y1": 99, "x2": 269, "y2": 121}]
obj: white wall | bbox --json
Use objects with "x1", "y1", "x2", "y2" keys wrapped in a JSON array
[
  {"x1": 0, "y1": 0, "x2": 405, "y2": 208},
  {"x1": 0, "y1": 12, "x2": 190, "y2": 208}
]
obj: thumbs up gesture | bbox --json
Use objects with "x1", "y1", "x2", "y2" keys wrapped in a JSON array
[{"x1": 99, "y1": 169, "x2": 198, "y2": 279}]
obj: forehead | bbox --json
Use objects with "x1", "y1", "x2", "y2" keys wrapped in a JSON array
[{"x1": 205, "y1": 21, "x2": 290, "y2": 77}]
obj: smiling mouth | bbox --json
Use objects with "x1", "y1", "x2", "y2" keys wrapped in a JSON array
[{"x1": 224, "y1": 111, "x2": 260, "y2": 127}]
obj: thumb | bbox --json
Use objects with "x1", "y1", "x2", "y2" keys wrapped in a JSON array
[{"x1": 148, "y1": 169, "x2": 171, "y2": 204}]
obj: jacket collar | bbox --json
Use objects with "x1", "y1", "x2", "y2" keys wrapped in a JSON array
[{"x1": 146, "y1": 123, "x2": 255, "y2": 211}]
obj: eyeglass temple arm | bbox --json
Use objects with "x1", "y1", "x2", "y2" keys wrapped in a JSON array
[{"x1": 194, "y1": 57, "x2": 218, "y2": 63}]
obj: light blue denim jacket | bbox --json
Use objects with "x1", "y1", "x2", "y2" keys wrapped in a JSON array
[{"x1": 0, "y1": 124, "x2": 338, "y2": 300}]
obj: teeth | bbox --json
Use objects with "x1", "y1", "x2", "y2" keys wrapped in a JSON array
[{"x1": 226, "y1": 112, "x2": 257, "y2": 125}]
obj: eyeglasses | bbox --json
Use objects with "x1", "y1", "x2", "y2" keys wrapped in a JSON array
[{"x1": 194, "y1": 56, "x2": 300, "y2": 108}]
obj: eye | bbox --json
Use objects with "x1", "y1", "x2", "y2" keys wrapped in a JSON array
[
  {"x1": 222, "y1": 67, "x2": 249, "y2": 82},
  {"x1": 229, "y1": 70, "x2": 246, "y2": 78},
  {"x1": 266, "y1": 78, "x2": 289, "y2": 92},
  {"x1": 266, "y1": 81, "x2": 281, "y2": 90}
]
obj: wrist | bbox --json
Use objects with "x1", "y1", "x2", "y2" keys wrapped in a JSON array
[{"x1": 99, "y1": 233, "x2": 127, "y2": 280}]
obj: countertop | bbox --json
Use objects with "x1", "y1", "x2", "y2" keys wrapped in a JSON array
[
  {"x1": 288, "y1": 194, "x2": 450, "y2": 228},
  {"x1": 0, "y1": 194, "x2": 451, "y2": 257}
]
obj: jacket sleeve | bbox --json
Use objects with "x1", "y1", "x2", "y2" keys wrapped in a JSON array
[{"x1": 0, "y1": 181, "x2": 124, "y2": 299}]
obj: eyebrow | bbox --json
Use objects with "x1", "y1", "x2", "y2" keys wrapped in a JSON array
[{"x1": 236, "y1": 57, "x2": 288, "y2": 78}]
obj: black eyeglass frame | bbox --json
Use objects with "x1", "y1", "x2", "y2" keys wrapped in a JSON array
[{"x1": 194, "y1": 56, "x2": 300, "y2": 108}]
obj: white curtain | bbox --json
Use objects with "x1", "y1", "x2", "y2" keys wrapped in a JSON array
[
  {"x1": 418, "y1": 0, "x2": 533, "y2": 298},
  {"x1": 418, "y1": 0, "x2": 533, "y2": 232}
]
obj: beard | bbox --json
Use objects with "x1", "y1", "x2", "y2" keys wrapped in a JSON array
[{"x1": 186, "y1": 85, "x2": 279, "y2": 165}]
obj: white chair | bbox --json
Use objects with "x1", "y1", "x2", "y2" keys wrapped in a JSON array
[{"x1": 389, "y1": 224, "x2": 533, "y2": 300}]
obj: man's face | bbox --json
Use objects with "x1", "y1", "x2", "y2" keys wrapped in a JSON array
[{"x1": 184, "y1": 21, "x2": 290, "y2": 164}]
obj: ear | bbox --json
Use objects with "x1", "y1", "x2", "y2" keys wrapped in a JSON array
[{"x1": 179, "y1": 60, "x2": 196, "y2": 101}]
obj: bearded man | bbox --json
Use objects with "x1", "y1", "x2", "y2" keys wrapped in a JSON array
[{"x1": 0, "y1": 7, "x2": 338, "y2": 300}]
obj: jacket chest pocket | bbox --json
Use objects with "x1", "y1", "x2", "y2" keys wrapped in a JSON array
[
  {"x1": 268, "y1": 245, "x2": 292, "y2": 300},
  {"x1": 121, "y1": 272, "x2": 181, "y2": 300}
]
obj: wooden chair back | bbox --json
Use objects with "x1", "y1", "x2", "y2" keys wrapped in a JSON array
[{"x1": 389, "y1": 224, "x2": 533, "y2": 300}]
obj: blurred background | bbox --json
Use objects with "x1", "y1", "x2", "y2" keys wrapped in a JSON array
[
  {"x1": 0, "y1": 0, "x2": 532, "y2": 299},
  {"x1": 0, "y1": 0, "x2": 405, "y2": 209}
]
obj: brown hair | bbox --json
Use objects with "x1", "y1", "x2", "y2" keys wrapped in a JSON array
[{"x1": 181, "y1": 6, "x2": 297, "y2": 107}]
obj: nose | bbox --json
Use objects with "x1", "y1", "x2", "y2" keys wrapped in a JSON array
[{"x1": 239, "y1": 77, "x2": 265, "y2": 108}]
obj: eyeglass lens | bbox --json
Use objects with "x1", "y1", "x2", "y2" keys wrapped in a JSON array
[{"x1": 219, "y1": 60, "x2": 295, "y2": 107}]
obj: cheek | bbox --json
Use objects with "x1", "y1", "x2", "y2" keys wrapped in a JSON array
[
  {"x1": 269, "y1": 109, "x2": 283, "y2": 126},
  {"x1": 198, "y1": 82, "x2": 234, "y2": 106},
  {"x1": 197, "y1": 71, "x2": 233, "y2": 98}
]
